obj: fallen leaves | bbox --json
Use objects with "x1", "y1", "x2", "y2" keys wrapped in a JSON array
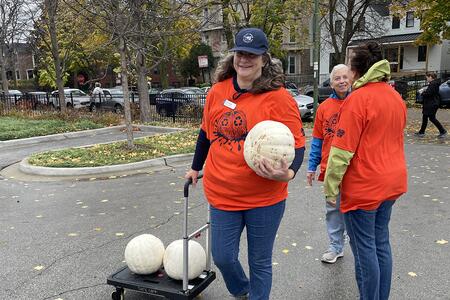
[{"x1": 436, "y1": 239, "x2": 448, "y2": 245}]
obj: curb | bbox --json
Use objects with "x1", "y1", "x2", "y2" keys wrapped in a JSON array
[
  {"x1": 19, "y1": 153, "x2": 194, "y2": 176},
  {"x1": 0, "y1": 124, "x2": 184, "y2": 149}
]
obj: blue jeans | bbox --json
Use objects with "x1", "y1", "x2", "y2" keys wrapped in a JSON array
[
  {"x1": 325, "y1": 193, "x2": 345, "y2": 253},
  {"x1": 210, "y1": 200, "x2": 285, "y2": 300},
  {"x1": 344, "y1": 200, "x2": 395, "y2": 300}
]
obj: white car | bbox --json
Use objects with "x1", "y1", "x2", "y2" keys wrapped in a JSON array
[
  {"x1": 50, "y1": 88, "x2": 90, "y2": 109},
  {"x1": 288, "y1": 89, "x2": 314, "y2": 119},
  {"x1": 0, "y1": 89, "x2": 23, "y2": 104}
]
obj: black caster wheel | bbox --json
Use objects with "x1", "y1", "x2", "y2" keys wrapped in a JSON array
[{"x1": 112, "y1": 288, "x2": 124, "y2": 300}]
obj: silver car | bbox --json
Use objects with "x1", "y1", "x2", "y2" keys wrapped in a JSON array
[
  {"x1": 288, "y1": 89, "x2": 314, "y2": 119},
  {"x1": 90, "y1": 88, "x2": 139, "y2": 113}
]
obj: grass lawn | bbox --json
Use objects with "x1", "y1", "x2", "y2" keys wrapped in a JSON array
[
  {"x1": 0, "y1": 111, "x2": 122, "y2": 141},
  {"x1": 0, "y1": 117, "x2": 105, "y2": 141},
  {"x1": 28, "y1": 129, "x2": 199, "y2": 167}
]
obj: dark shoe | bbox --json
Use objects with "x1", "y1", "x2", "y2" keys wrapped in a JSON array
[
  {"x1": 233, "y1": 293, "x2": 249, "y2": 299},
  {"x1": 414, "y1": 132, "x2": 425, "y2": 137},
  {"x1": 437, "y1": 131, "x2": 448, "y2": 138}
]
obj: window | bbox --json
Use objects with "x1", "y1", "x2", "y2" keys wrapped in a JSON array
[
  {"x1": 406, "y1": 12, "x2": 414, "y2": 27},
  {"x1": 27, "y1": 69, "x2": 34, "y2": 79},
  {"x1": 204, "y1": 34, "x2": 209, "y2": 45},
  {"x1": 418, "y1": 45, "x2": 427, "y2": 62},
  {"x1": 6, "y1": 70, "x2": 13, "y2": 80},
  {"x1": 15, "y1": 70, "x2": 20, "y2": 80},
  {"x1": 335, "y1": 20, "x2": 342, "y2": 35},
  {"x1": 288, "y1": 56, "x2": 296, "y2": 74},
  {"x1": 392, "y1": 16, "x2": 400, "y2": 29}
]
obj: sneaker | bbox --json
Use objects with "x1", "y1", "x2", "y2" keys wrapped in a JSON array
[
  {"x1": 437, "y1": 131, "x2": 448, "y2": 138},
  {"x1": 321, "y1": 250, "x2": 344, "y2": 264},
  {"x1": 414, "y1": 132, "x2": 425, "y2": 137},
  {"x1": 233, "y1": 293, "x2": 249, "y2": 299}
]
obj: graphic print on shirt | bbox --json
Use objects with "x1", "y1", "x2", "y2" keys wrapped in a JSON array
[
  {"x1": 324, "y1": 112, "x2": 339, "y2": 138},
  {"x1": 211, "y1": 110, "x2": 248, "y2": 151}
]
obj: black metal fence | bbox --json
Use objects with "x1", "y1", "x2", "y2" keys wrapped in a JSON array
[{"x1": 0, "y1": 91, "x2": 207, "y2": 124}]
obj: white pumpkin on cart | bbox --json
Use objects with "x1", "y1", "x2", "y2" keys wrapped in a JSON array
[{"x1": 124, "y1": 234, "x2": 165, "y2": 275}]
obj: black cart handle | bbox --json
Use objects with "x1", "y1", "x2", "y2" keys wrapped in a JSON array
[{"x1": 184, "y1": 174, "x2": 203, "y2": 198}]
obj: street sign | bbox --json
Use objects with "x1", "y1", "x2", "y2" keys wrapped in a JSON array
[{"x1": 198, "y1": 55, "x2": 209, "y2": 68}]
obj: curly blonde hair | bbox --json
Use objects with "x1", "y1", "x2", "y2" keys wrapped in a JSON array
[{"x1": 214, "y1": 53, "x2": 285, "y2": 94}]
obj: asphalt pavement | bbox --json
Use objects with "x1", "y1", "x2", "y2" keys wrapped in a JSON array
[{"x1": 0, "y1": 120, "x2": 449, "y2": 300}]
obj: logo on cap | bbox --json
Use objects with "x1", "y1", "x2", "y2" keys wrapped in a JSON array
[{"x1": 243, "y1": 33, "x2": 254, "y2": 43}]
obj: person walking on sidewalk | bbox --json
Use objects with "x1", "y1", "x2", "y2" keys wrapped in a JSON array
[
  {"x1": 307, "y1": 63, "x2": 351, "y2": 264},
  {"x1": 324, "y1": 41, "x2": 408, "y2": 300},
  {"x1": 185, "y1": 27, "x2": 305, "y2": 300},
  {"x1": 415, "y1": 72, "x2": 447, "y2": 138}
]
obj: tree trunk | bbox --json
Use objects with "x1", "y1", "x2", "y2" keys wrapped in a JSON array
[
  {"x1": 46, "y1": 0, "x2": 66, "y2": 113},
  {"x1": 0, "y1": 46, "x2": 9, "y2": 94},
  {"x1": 119, "y1": 36, "x2": 134, "y2": 148},
  {"x1": 131, "y1": 0, "x2": 151, "y2": 123},
  {"x1": 160, "y1": 59, "x2": 169, "y2": 89},
  {"x1": 137, "y1": 50, "x2": 150, "y2": 123}
]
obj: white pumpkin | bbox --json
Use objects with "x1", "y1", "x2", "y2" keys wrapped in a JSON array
[
  {"x1": 244, "y1": 120, "x2": 295, "y2": 172},
  {"x1": 124, "y1": 234, "x2": 165, "y2": 275},
  {"x1": 163, "y1": 240, "x2": 206, "y2": 280}
]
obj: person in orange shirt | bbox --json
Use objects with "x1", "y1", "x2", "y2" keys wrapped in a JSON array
[
  {"x1": 324, "y1": 42, "x2": 407, "y2": 300},
  {"x1": 307, "y1": 64, "x2": 351, "y2": 264},
  {"x1": 185, "y1": 28, "x2": 305, "y2": 300}
]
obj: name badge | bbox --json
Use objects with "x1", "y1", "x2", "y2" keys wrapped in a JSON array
[{"x1": 223, "y1": 99, "x2": 236, "y2": 109}]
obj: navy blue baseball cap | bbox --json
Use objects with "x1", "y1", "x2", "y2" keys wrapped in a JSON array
[{"x1": 230, "y1": 28, "x2": 268, "y2": 55}]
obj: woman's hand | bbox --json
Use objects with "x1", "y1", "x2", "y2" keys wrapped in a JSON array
[
  {"x1": 185, "y1": 169, "x2": 199, "y2": 187},
  {"x1": 254, "y1": 158, "x2": 294, "y2": 182}
]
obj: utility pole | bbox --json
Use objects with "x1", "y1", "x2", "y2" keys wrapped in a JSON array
[{"x1": 312, "y1": 0, "x2": 320, "y2": 119}]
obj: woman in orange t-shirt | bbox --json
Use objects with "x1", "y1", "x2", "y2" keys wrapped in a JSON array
[
  {"x1": 185, "y1": 28, "x2": 305, "y2": 300},
  {"x1": 324, "y1": 42, "x2": 407, "y2": 300}
]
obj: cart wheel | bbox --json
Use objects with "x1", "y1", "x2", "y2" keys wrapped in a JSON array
[{"x1": 111, "y1": 288, "x2": 124, "y2": 300}]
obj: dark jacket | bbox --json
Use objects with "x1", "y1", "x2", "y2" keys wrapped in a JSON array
[{"x1": 422, "y1": 78, "x2": 441, "y2": 116}]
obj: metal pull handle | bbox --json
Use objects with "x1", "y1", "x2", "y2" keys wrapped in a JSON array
[{"x1": 183, "y1": 174, "x2": 203, "y2": 198}]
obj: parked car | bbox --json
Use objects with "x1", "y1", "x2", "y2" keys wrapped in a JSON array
[
  {"x1": 90, "y1": 88, "x2": 139, "y2": 113},
  {"x1": 149, "y1": 88, "x2": 160, "y2": 105},
  {"x1": 0, "y1": 89, "x2": 23, "y2": 103},
  {"x1": 23, "y1": 91, "x2": 50, "y2": 109},
  {"x1": 51, "y1": 88, "x2": 90, "y2": 109},
  {"x1": 288, "y1": 89, "x2": 314, "y2": 119},
  {"x1": 155, "y1": 88, "x2": 206, "y2": 116},
  {"x1": 303, "y1": 79, "x2": 333, "y2": 103},
  {"x1": 416, "y1": 79, "x2": 450, "y2": 107}
]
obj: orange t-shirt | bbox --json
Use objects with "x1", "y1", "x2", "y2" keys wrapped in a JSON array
[
  {"x1": 312, "y1": 98, "x2": 345, "y2": 181},
  {"x1": 331, "y1": 82, "x2": 408, "y2": 212},
  {"x1": 201, "y1": 78, "x2": 305, "y2": 211}
]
